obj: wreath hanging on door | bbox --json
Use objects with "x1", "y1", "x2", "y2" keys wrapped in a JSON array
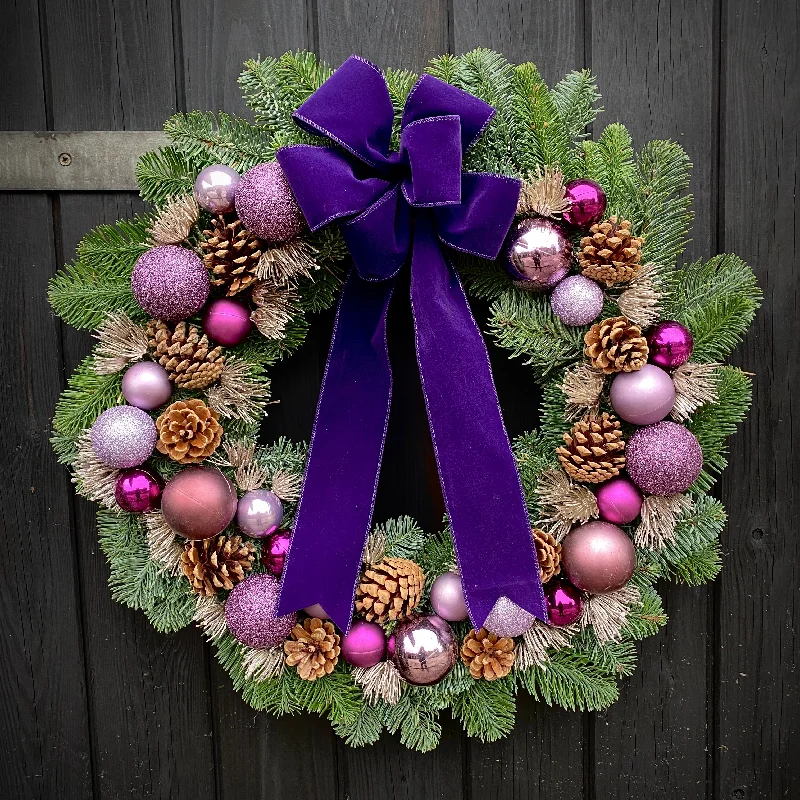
[{"x1": 49, "y1": 51, "x2": 760, "y2": 751}]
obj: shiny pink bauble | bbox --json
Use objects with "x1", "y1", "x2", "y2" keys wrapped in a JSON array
[
  {"x1": 610, "y1": 363, "x2": 676, "y2": 426},
  {"x1": 646, "y1": 320, "x2": 694, "y2": 369},
  {"x1": 595, "y1": 476, "x2": 643, "y2": 525},
  {"x1": 389, "y1": 614, "x2": 458, "y2": 686},
  {"x1": 235, "y1": 162, "x2": 304, "y2": 243},
  {"x1": 303, "y1": 604, "x2": 329, "y2": 618},
  {"x1": 261, "y1": 530, "x2": 291, "y2": 576},
  {"x1": 203, "y1": 298, "x2": 252, "y2": 347},
  {"x1": 114, "y1": 468, "x2": 163, "y2": 513},
  {"x1": 562, "y1": 178, "x2": 607, "y2": 229},
  {"x1": 429, "y1": 571, "x2": 469, "y2": 622},
  {"x1": 237, "y1": 489, "x2": 283, "y2": 537},
  {"x1": 626, "y1": 421, "x2": 703, "y2": 495},
  {"x1": 121, "y1": 361, "x2": 173, "y2": 410},
  {"x1": 341, "y1": 620, "x2": 387, "y2": 668},
  {"x1": 544, "y1": 580, "x2": 584, "y2": 626},
  {"x1": 161, "y1": 466, "x2": 238, "y2": 540},
  {"x1": 504, "y1": 217, "x2": 572, "y2": 291},
  {"x1": 194, "y1": 164, "x2": 240, "y2": 214},
  {"x1": 561, "y1": 521, "x2": 636, "y2": 594},
  {"x1": 225, "y1": 572, "x2": 297, "y2": 649}
]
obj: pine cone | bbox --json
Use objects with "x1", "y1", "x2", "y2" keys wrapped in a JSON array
[
  {"x1": 578, "y1": 216, "x2": 643, "y2": 286},
  {"x1": 201, "y1": 216, "x2": 263, "y2": 296},
  {"x1": 461, "y1": 628, "x2": 516, "y2": 681},
  {"x1": 284, "y1": 618, "x2": 341, "y2": 681},
  {"x1": 556, "y1": 412, "x2": 626, "y2": 484},
  {"x1": 156, "y1": 398, "x2": 223, "y2": 464},
  {"x1": 355, "y1": 557, "x2": 424, "y2": 623},
  {"x1": 181, "y1": 535, "x2": 255, "y2": 596},
  {"x1": 533, "y1": 528, "x2": 562, "y2": 583},
  {"x1": 147, "y1": 319, "x2": 225, "y2": 390},
  {"x1": 584, "y1": 315, "x2": 648, "y2": 374}
]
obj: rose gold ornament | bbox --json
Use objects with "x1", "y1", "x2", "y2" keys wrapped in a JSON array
[
  {"x1": 388, "y1": 614, "x2": 458, "y2": 686},
  {"x1": 161, "y1": 466, "x2": 238, "y2": 540},
  {"x1": 561, "y1": 521, "x2": 636, "y2": 594}
]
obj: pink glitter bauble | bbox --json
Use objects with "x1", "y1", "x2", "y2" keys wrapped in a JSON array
[
  {"x1": 562, "y1": 178, "x2": 607, "y2": 229},
  {"x1": 161, "y1": 466, "x2": 238, "y2": 540},
  {"x1": 237, "y1": 489, "x2": 283, "y2": 538},
  {"x1": 90, "y1": 405, "x2": 157, "y2": 468},
  {"x1": 194, "y1": 164, "x2": 240, "y2": 214},
  {"x1": 131, "y1": 245, "x2": 210, "y2": 321},
  {"x1": 544, "y1": 580, "x2": 584, "y2": 626},
  {"x1": 114, "y1": 467, "x2": 163, "y2": 513},
  {"x1": 610, "y1": 363, "x2": 676, "y2": 426},
  {"x1": 504, "y1": 217, "x2": 572, "y2": 291},
  {"x1": 646, "y1": 320, "x2": 694, "y2": 369},
  {"x1": 595, "y1": 476, "x2": 643, "y2": 525},
  {"x1": 235, "y1": 162, "x2": 304, "y2": 243},
  {"x1": 561, "y1": 521, "x2": 636, "y2": 594},
  {"x1": 550, "y1": 274, "x2": 605, "y2": 326},
  {"x1": 626, "y1": 421, "x2": 703, "y2": 495},
  {"x1": 225, "y1": 573, "x2": 297, "y2": 649},
  {"x1": 390, "y1": 614, "x2": 458, "y2": 686},
  {"x1": 430, "y1": 571, "x2": 469, "y2": 622},
  {"x1": 261, "y1": 530, "x2": 291, "y2": 576},
  {"x1": 341, "y1": 620, "x2": 387, "y2": 668},
  {"x1": 203, "y1": 298, "x2": 252, "y2": 347},
  {"x1": 121, "y1": 361, "x2": 172, "y2": 410},
  {"x1": 484, "y1": 596, "x2": 536, "y2": 638}
]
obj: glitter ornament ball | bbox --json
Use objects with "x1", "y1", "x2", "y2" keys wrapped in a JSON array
[
  {"x1": 114, "y1": 467, "x2": 163, "y2": 513},
  {"x1": 194, "y1": 164, "x2": 240, "y2": 214},
  {"x1": 626, "y1": 421, "x2": 703, "y2": 495},
  {"x1": 131, "y1": 245, "x2": 210, "y2": 321},
  {"x1": 225, "y1": 572, "x2": 297, "y2": 649},
  {"x1": 121, "y1": 361, "x2": 172, "y2": 410},
  {"x1": 341, "y1": 620, "x2": 387, "y2": 668},
  {"x1": 237, "y1": 489, "x2": 283, "y2": 538},
  {"x1": 610, "y1": 363, "x2": 676, "y2": 426},
  {"x1": 562, "y1": 178, "x2": 607, "y2": 229},
  {"x1": 561, "y1": 521, "x2": 636, "y2": 594},
  {"x1": 235, "y1": 162, "x2": 304, "y2": 243},
  {"x1": 646, "y1": 320, "x2": 694, "y2": 369},
  {"x1": 595, "y1": 476, "x2": 643, "y2": 525},
  {"x1": 203, "y1": 298, "x2": 252, "y2": 347},
  {"x1": 484, "y1": 596, "x2": 536, "y2": 637},
  {"x1": 544, "y1": 580, "x2": 584, "y2": 627},
  {"x1": 261, "y1": 530, "x2": 292, "y2": 576},
  {"x1": 161, "y1": 466, "x2": 238, "y2": 540},
  {"x1": 430, "y1": 571, "x2": 469, "y2": 622},
  {"x1": 389, "y1": 614, "x2": 458, "y2": 686},
  {"x1": 90, "y1": 405, "x2": 157, "y2": 468},
  {"x1": 504, "y1": 217, "x2": 572, "y2": 291},
  {"x1": 550, "y1": 274, "x2": 605, "y2": 326}
]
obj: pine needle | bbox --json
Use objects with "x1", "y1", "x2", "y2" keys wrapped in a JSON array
[
  {"x1": 242, "y1": 645, "x2": 286, "y2": 682},
  {"x1": 353, "y1": 661, "x2": 405, "y2": 705},
  {"x1": 671, "y1": 361, "x2": 720, "y2": 422},
  {"x1": 250, "y1": 282, "x2": 300, "y2": 339},
  {"x1": 580, "y1": 584, "x2": 640, "y2": 643},
  {"x1": 562, "y1": 363, "x2": 606, "y2": 420},
  {"x1": 143, "y1": 510, "x2": 183, "y2": 575},
  {"x1": 193, "y1": 596, "x2": 229, "y2": 641},
  {"x1": 635, "y1": 494, "x2": 694, "y2": 549},
  {"x1": 72, "y1": 430, "x2": 119, "y2": 508},
  {"x1": 535, "y1": 468, "x2": 599, "y2": 541},
  {"x1": 149, "y1": 194, "x2": 200, "y2": 245},
  {"x1": 256, "y1": 238, "x2": 319, "y2": 284},
  {"x1": 516, "y1": 166, "x2": 571, "y2": 218},
  {"x1": 617, "y1": 263, "x2": 662, "y2": 327},
  {"x1": 516, "y1": 619, "x2": 578, "y2": 670},
  {"x1": 92, "y1": 311, "x2": 149, "y2": 375},
  {"x1": 206, "y1": 357, "x2": 271, "y2": 424}
]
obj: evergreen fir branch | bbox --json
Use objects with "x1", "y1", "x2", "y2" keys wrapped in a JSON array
[
  {"x1": 136, "y1": 146, "x2": 208, "y2": 208},
  {"x1": 581, "y1": 123, "x2": 638, "y2": 220},
  {"x1": 333, "y1": 701, "x2": 385, "y2": 747},
  {"x1": 455, "y1": 253, "x2": 512, "y2": 301},
  {"x1": 539, "y1": 378, "x2": 574, "y2": 446},
  {"x1": 239, "y1": 57, "x2": 295, "y2": 130},
  {"x1": 385, "y1": 67, "x2": 418, "y2": 147},
  {"x1": 450, "y1": 676, "x2": 517, "y2": 742},
  {"x1": 417, "y1": 530, "x2": 457, "y2": 592},
  {"x1": 236, "y1": 314, "x2": 310, "y2": 364},
  {"x1": 551, "y1": 69, "x2": 603, "y2": 141},
  {"x1": 382, "y1": 687, "x2": 446, "y2": 752},
  {"x1": 571, "y1": 630, "x2": 638, "y2": 677},
  {"x1": 275, "y1": 51, "x2": 334, "y2": 118},
  {"x1": 241, "y1": 670, "x2": 304, "y2": 716},
  {"x1": 425, "y1": 53, "x2": 462, "y2": 85},
  {"x1": 376, "y1": 516, "x2": 427, "y2": 560},
  {"x1": 292, "y1": 668, "x2": 363, "y2": 725},
  {"x1": 512, "y1": 428, "x2": 559, "y2": 517},
  {"x1": 621, "y1": 583, "x2": 667, "y2": 640}
]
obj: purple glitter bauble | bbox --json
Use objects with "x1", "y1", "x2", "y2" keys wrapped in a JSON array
[
  {"x1": 235, "y1": 162, "x2": 304, "y2": 243},
  {"x1": 595, "y1": 476, "x2": 643, "y2": 525},
  {"x1": 114, "y1": 468, "x2": 163, "y2": 513},
  {"x1": 390, "y1": 614, "x2": 458, "y2": 686},
  {"x1": 561, "y1": 521, "x2": 636, "y2": 594},
  {"x1": 484, "y1": 596, "x2": 536, "y2": 638},
  {"x1": 261, "y1": 530, "x2": 292, "y2": 576},
  {"x1": 225, "y1": 573, "x2": 297, "y2": 649},
  {"x1": 430, "y1": 571, "x2": 469, "y2": 622},
  {"x1": 90, "y1": 405, "x2": 157, "y2": 468},
  {"x1": 237, "y1": 489, "x2": 283, "y2": 538},
  {"x1": 341, "y1": 620, "x2": 387, "y2": 668},
  {"x1": 562, "y1": 178, "x2": 607, "y2": 229},
  {"x1": 646, "y1": 320, "x2": 694, "y2": 369},
  {"x1": 504, "y1": 217, "x2": 572, "y2": 291},
  {"x1": 544, "y1": 580, "x2": 584, "y2": 626},
  {"x1": 610, "y1": 364, "x2": 676, "y2": 426},
  {"x1": 203, "y1": 298, "x2": 252, "y2": 347},
  {"x1": 626, "y1": 421, "x2": 703, "y2": 495},
  {"x1": 131, "y1": 245, "x2": 210, "y2": 321},
  {"x1": 121, "y1": 361, "x2": 173, "y2": 410},
  {"x1": 550, "y1": 274, "x2": 605, "y2": 326},
  {"x1": 194, "y1": 164, "x2": 240, "y2": 214}
]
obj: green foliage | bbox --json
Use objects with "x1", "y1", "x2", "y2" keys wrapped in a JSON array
[
  {"x1": 551, "y1": 70, "x2": 603, "y2": 141},
  {"x1": 136, "y1": 146, "x2": 208, "y2": 207},
  {"x1": 377, "y1": 516, "x2": 427, "y2": 559},
  {"x1": 451, "y1": 676, "x2": 517, "y2": 741},
  {"x1": 382, "y1": 688, "x2": 446, "y2": 752},
  {"x1": 581, "y1": 123, "x2": 638, "y2": 217}
]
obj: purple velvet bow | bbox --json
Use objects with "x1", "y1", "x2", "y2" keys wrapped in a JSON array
[{"x1": 275, "y1": 56, "x2": 547, "y2": 632}]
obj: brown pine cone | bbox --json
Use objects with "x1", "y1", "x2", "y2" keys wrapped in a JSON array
[
  {"x1": 584, "y1": 315, "x2": 648, "y2": 374},
  {"x1": 578, "y1": 216, "x2": 643, "y2": 286},
  {"x1": 181, "y1": 535, "x2": 255, "y2": 596},
  {"x1": 200, "y1": 216, "x2": 263, "y2": 296},
  {"x1": 147, "y1": 319, "x2": 225, "y2": 390},
  {"x1": 461, "y1": 628, "x2": 516, "y2": 681},
  {"x1": 156, "y1": 398, "x2": 223, "y2": 464},
  {"x1": 533, "y1": 528, "x2": 562, "y2": 583},
  {"x1": 355, "y1": 557, "x2": 424, "y2": 623},
  {"x1": 284, "y1": 618, "x2": 341, "y2": 681},
  {"x1": 556, "y1": 412, "x2": 626, "y2": 484}
]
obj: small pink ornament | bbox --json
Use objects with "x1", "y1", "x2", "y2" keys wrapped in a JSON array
[
  {"x1": 610, "y1": 363, "x2": 676, "y2": 426},
  {"x1": 562, "y1": 178, "x2": 607, "y2": 229},
  {"x1": 303, "y1": 604, "x2": 329, "y2": 618},
  {"x1": 544, "y1": 580, "x2": 584, "y2": 626},
  {"x1": 484, "y1": 596, "x2": 536, "y2": 637},
  {"x1": 626, "y1": 421, "x2": 703, "y2": 495},
  {"x1": 225, "y1": 572, "x2": 297, "y2": 649},
  {"x1": 341, "y1": 620, "x2": 387, "y2": 668},
  {"x1": 504, "y1": 217, "x2": 572, "y2": 291},
  {"x1": 561, "y1": 521, "x2": 636, "y2": 594},
  {"x1": 114, "y1": 467, "x2": 163, "y2": 513},
  {"x1": 595, "y1": 476, "x2": 643, "y2": 525},
  {"x1": 262, "y1": 530, "x2": 291, "y2": 576},
  {"x1": 235, "y1": 162, "x2": 304, "y2": 243},
  {"x1": 430, "y1": 571, "x2": 469, "y2": 622},
  {"x1": 194, "y1": 164, "x2": 240, "y2": 214},
  {"x1": 90, "y1": 405, "x2": 157, "y2": 468},
  {"x1": 646, "y1": 320, "x2": 694, "y2": 369},
  {"x1": 121, "y1": 361, "x2": 173, "y2": 410},
  {"x1": 390, "y1": 614, "x2": 458, "y2": 686},
  {"x1": 161, "y1": 466, "x2": 238, "y2": 540},
  {"x1": 550, "y1": 274, "x2": 605, "y2": 326},
  {"x1": 237, "y1": 489, "x2": 283, "y2": 537},
  {"x1": 203, "y1": 298, "x2": 252, "y2": 347}
]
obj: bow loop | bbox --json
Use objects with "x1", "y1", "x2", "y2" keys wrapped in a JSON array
[{"x1": 400, "y1": 115, "x2": 463, "y2": 207}]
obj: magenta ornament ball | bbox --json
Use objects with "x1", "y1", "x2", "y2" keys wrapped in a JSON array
[
  {"x1": 121, "y1": 361, "x2": 173, "y2": 410},
  {"x1": 237, "y1": 489, "x2": 283, "y2": 538},
  {"x1": 235, "y1": 162, "x2": 304, "y2": 243},
  {"x1": 90, "y1": 405, "x2": 157, "y2": 468},
  {"x1": 504, "y1": 217, "x2": 572, "y2": 291},
  {"x1": 203, "y1": 298, "x2": 252, "y2": 347},
  {"x1": 194, "y1": 164, "x2": 240, "y2": 214},
  {"x1": 646, "y1": 320, "x2": 694, "y2": 369},
  {"x1": 610, "y1": 363, "x2": 676, "y2": 426},
  {"x1": 161, "y1": 466, "x2": 238, "y2": 540},
  {"x1": 131, "y1": 245, "x2": 210, "y2": 321},
  {"x1": 544, "y1": 580, "x2": 584, "y2": 627},
  {"x1": 341, "y1": 620, "x2": 387, "y2": 668},
  {"x1": 561, "y1": 521, "x2": 636, "y2": 594},
  {"x1": 484, "y1": 596, "x2": 535, "y2": 638},
  {"x1": 430, "y1": 571, "x2": 469, "y2": 622},
  {"x1": 562, "y1": 178, "x2": 607, "y2": 229},
  {"x1": 595, "y1": 476, "x2": 643, "y2": 525},
  {"x1": 261, "y1": 530, "x2": 292, "y2": 577},
  {"x1": 225, "y1": 572, "x2": 297, "y2": 649},
  {"x1": 390, "y1": 614, "x2": 458, "y2": 686},
  {"x1": 550, "y1": 274, "x2": 605, "y2": 326},
  {"x1": 114, "y1": 467, "x2": 163, "y2": 513},
  {"x1": 626, "y1": 421, "x2": 703, "y2": 495}
]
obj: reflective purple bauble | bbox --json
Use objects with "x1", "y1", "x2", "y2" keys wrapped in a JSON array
[
  {"x1": 484, "y1": 596, "x2": 536, "y2": 637},
  {"x1": 610, "y1": 363, "x2": 676, "y2": 425},
  {"x1": 341, "y1": 620, "x2": 387, "y2": 668},
  {"x1": 626, "y1": 421, "x2": 703, "y2": 495},
  {"x1": 235, "y1": 162, "x2": 304, "y2": 243},
  {"x1": 303, "y1": 604, "x2": 329, "y2": 618},
  {"x1": 114, "y1": 467, "x2": 163, "y2": 513},
  {"x1": 194, "y1": 164, "x2": 240, "y2": 214},
  {"x1": 131, "y1": 245, "x2": 210, "y2": 321},
  {"x1": 203, "y1": 298, "x2": 252, "y2": 347},
  {"x1": 430, "y1": 571, "x2": 469, "y2": 622},
  {"x1": 261, "y1": 530, "x2": 292, "y2": 576},
  {"x1": 595, "y1": 476, "x2": 643, "y2": 525},
  {"x1": 90, "y1": 405, "x2": 157, "y2": 468},
  {"x1": 389, "y1": 614, "x2": 458, "y2": 686},
  {"x1": 237, "y1": 489, "x2": 283, "y2": 537},
  {"x1": 161, "y1": 466, "x2": 238, "y2": 539},
  {"x1": 121, "y1": 361, "x2": 173, "y2": 410},
  {"x1": 561, "y1": 521, "x2": 636, "y2": 594},
  {"x1": 550, "y1": 274, "x2": 605, "y2": 326},
  {"x1": 646, "y1": 320, "x2": 694, "y2": 369},
  {"x1": 562, "y1": 178, "x2": 607, "y2": 229},
  {"x1": 544, "y1": 580, "x2": 584, "y2": 626},
  {"x1": 504, "y1": 217, "x2": 572, "y2": 291},
  {"x1": 225, "y1": 572, "x2": 297, "y2": 649}
]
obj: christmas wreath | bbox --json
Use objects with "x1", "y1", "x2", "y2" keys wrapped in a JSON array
[{"x1": 49, "y1": 50, "x2": 761, "y2": 752}]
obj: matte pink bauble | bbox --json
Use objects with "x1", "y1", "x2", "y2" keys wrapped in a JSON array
[
  {"x1": 261, "y1": 530, "x2": 291, "y2": 576},
  {"x1": 235, "y1": 162, "x2": 304, "y2": 243},
  {"x1": 114, "y1": 468, "x2": 163, "y2": 513},
  {"x1": 562, "y1": 178, "x2": 607, "y2": 229},
  {"x1": 595, "y1": 476, "x2": 643, "y2": 525},
  {"x1": 341, "y1": 620, "x2": 387, "y2": 668},
  {"x1": 90, "y1": 405, "x2": 157, "y2": 468},
  {"x1": 121, "y1": 361, "x2": 173, "y2": 410},
  {"x1": 303, "y1": 604, "x2": 329, "y2": 618},
  {"x1": 561, "y1": 521, "x2": 636, "y2": 594},
  {"x1": 504, "y1": 217, "x2": 572, "y2": 291},
  {"x1": 161, "y1": 466, "x2": 238, "y2": 540},
  {"x1": 194, "y1": 164, "x2": 240, "y2": 214},
  {"x1": 626, "y1": 421, "x2": 703, "y2": 495},
  {"x1": 646, "y1": 320, "x2": 694, "y2": 369},
  {"x1": 610, "y1": 363, "x2": 676, "y2": 425},
  {"x1": 390, "y1": 614, "x2": 458, "y2": 686},
  {"x1": 225, "y1": 573, "x2": 297, "y2": 649},
  {"x1": 544, "y1": 580, "x2": 584, "y2": 626},
  {"x1": 237, "y1": 489, "x2": 283, "y2": 537},
  {"x1": 484, "y1": 596, "x2": 536, "y2": 637},
  {"x1": 203, "y1": 298, "x2": 252, "y2": 347},
  {"x1": 429, "y1": 571, "x2": 469, "y2": 622}
]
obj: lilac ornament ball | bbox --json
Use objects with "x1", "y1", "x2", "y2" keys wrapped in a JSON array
[
  {"x1": 595, "y1": 476, "x2": 643, "y2": 525},
  {"x1": 90, "y1": 405, "x2": 157, "y2": 468},
  {"x1": 304, "y1": 604, "x2": 329, "y2": 619},
  {"x1": 235, "y1": 162, "x2": 304, "y2": 243},
  {"x1": 161, "y1": 466, "x2": 238, "y2": 540},
  {"x1": 121, "y1": 361, "x2": 173, "y2": 410},
  {"x1": 544, "y1": 580, "x2": 584, "y2": 627},
  {"x1": 115, "y1": 468, "x2": 163, "y2": 513},
  {"x1": 225, "y1": 572, "x2": 297, "y2": 649},
  {"x1": 131, "y1": 245, "x2": 210, "y2": 321},
  {"x1": 504, "y1": 217, "x2": 572, "y2": 291},
  {"x1": 237, "y1": 489, "x2": 283, "y2": 538},
  {"x1": 390, "y1": 614, "x2": 458, "y2": 686},
  {"x1": 484, "y1": 596, "x2": 536, "y2": 638},
  {"x1": 430, "y1": 571, "x2": 469, "y2": 622},
  {"x1": 550, "y1": 274, "x2": 605, "y2": 326},
  {"x1": 562, "y1": 178, "x2": 607, "y2": 229},
  {"x1": 203, "y1": 298, "x2": 252, "y2": 347},
  {"x1": 561, "y1": 521, "x2": 636, "y2": 594},
  {"x1": 341, "y1": 620, "x2": 387, "y2": 668},
  {"x1": 610, "y1": 363, "x2": 676, "y2": 426},
  {"x1": 262, "y1": 530, "x2": 292, "y2": 576},
  {"x1": 646, "y1": 320, "x2": 694, "y2": 369},
  {"x1": 626, "y1": 421, "x2": 703, "y2": 495},
  {"x1": 194, "y1": 164, "x2": 240, "y2": 214}
]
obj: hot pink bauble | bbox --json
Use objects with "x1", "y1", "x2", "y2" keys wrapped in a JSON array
[
  {"x1": 562, "y1": 178, "x2": 607, "y2": 229},
  {"x1": 504, "y1": 217, "x2": 572, "y2": 291},
  {"x1": 225, "y1": 573, "x2": 297, "y2": 649},
  {"x1": 235, "y1": 162, "x2": 304, "y2": 243},
  {"x1": 114, "y1": 468, "x2": 163, "y2": 513},
  {"x1": 544, "y1": 580, "x2": 584, "y2": 626},
  {"x1": 237, "y1": 489, "x2": 283, "y2": 537},
  {"x1": 261, "y1": 530, "x2": 291, "y2": 576},
  {"x1": 561, "y1": 521, "x2": 636, "y2": 594},
  {"x1": 646, "y1": 320, "x2": 694, "y2": 369},
  {"x1": 595, "y1": 476, "x2": 643, "y2": 525},
  {"x1": 610, "y1": 363, "x2": 676, "y2": 426},
  {"x1": 203, "y1": 298, "x2": 252, "y2": 347},
  {"x1": 389, "y1": 614, "x2": 458, "y2": 686},
  {"x1": 194, "y1": 164, "x2": 240, "y2": 214},
  {"x1": 341, "y1": 620, "x2": 387, "y2": 668},
  {"x1": 626, "y1": 421, "x2": 703, "y2": 495},
  {"x1": 161, "y1": 466, "x2": 238, "y2": 540},
  {"x1": 429, "y1": 571, "x2": 469, "y2": 622},
  {"x1": 121, "y1": 361, "x2": 173, "y2": 410}
]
